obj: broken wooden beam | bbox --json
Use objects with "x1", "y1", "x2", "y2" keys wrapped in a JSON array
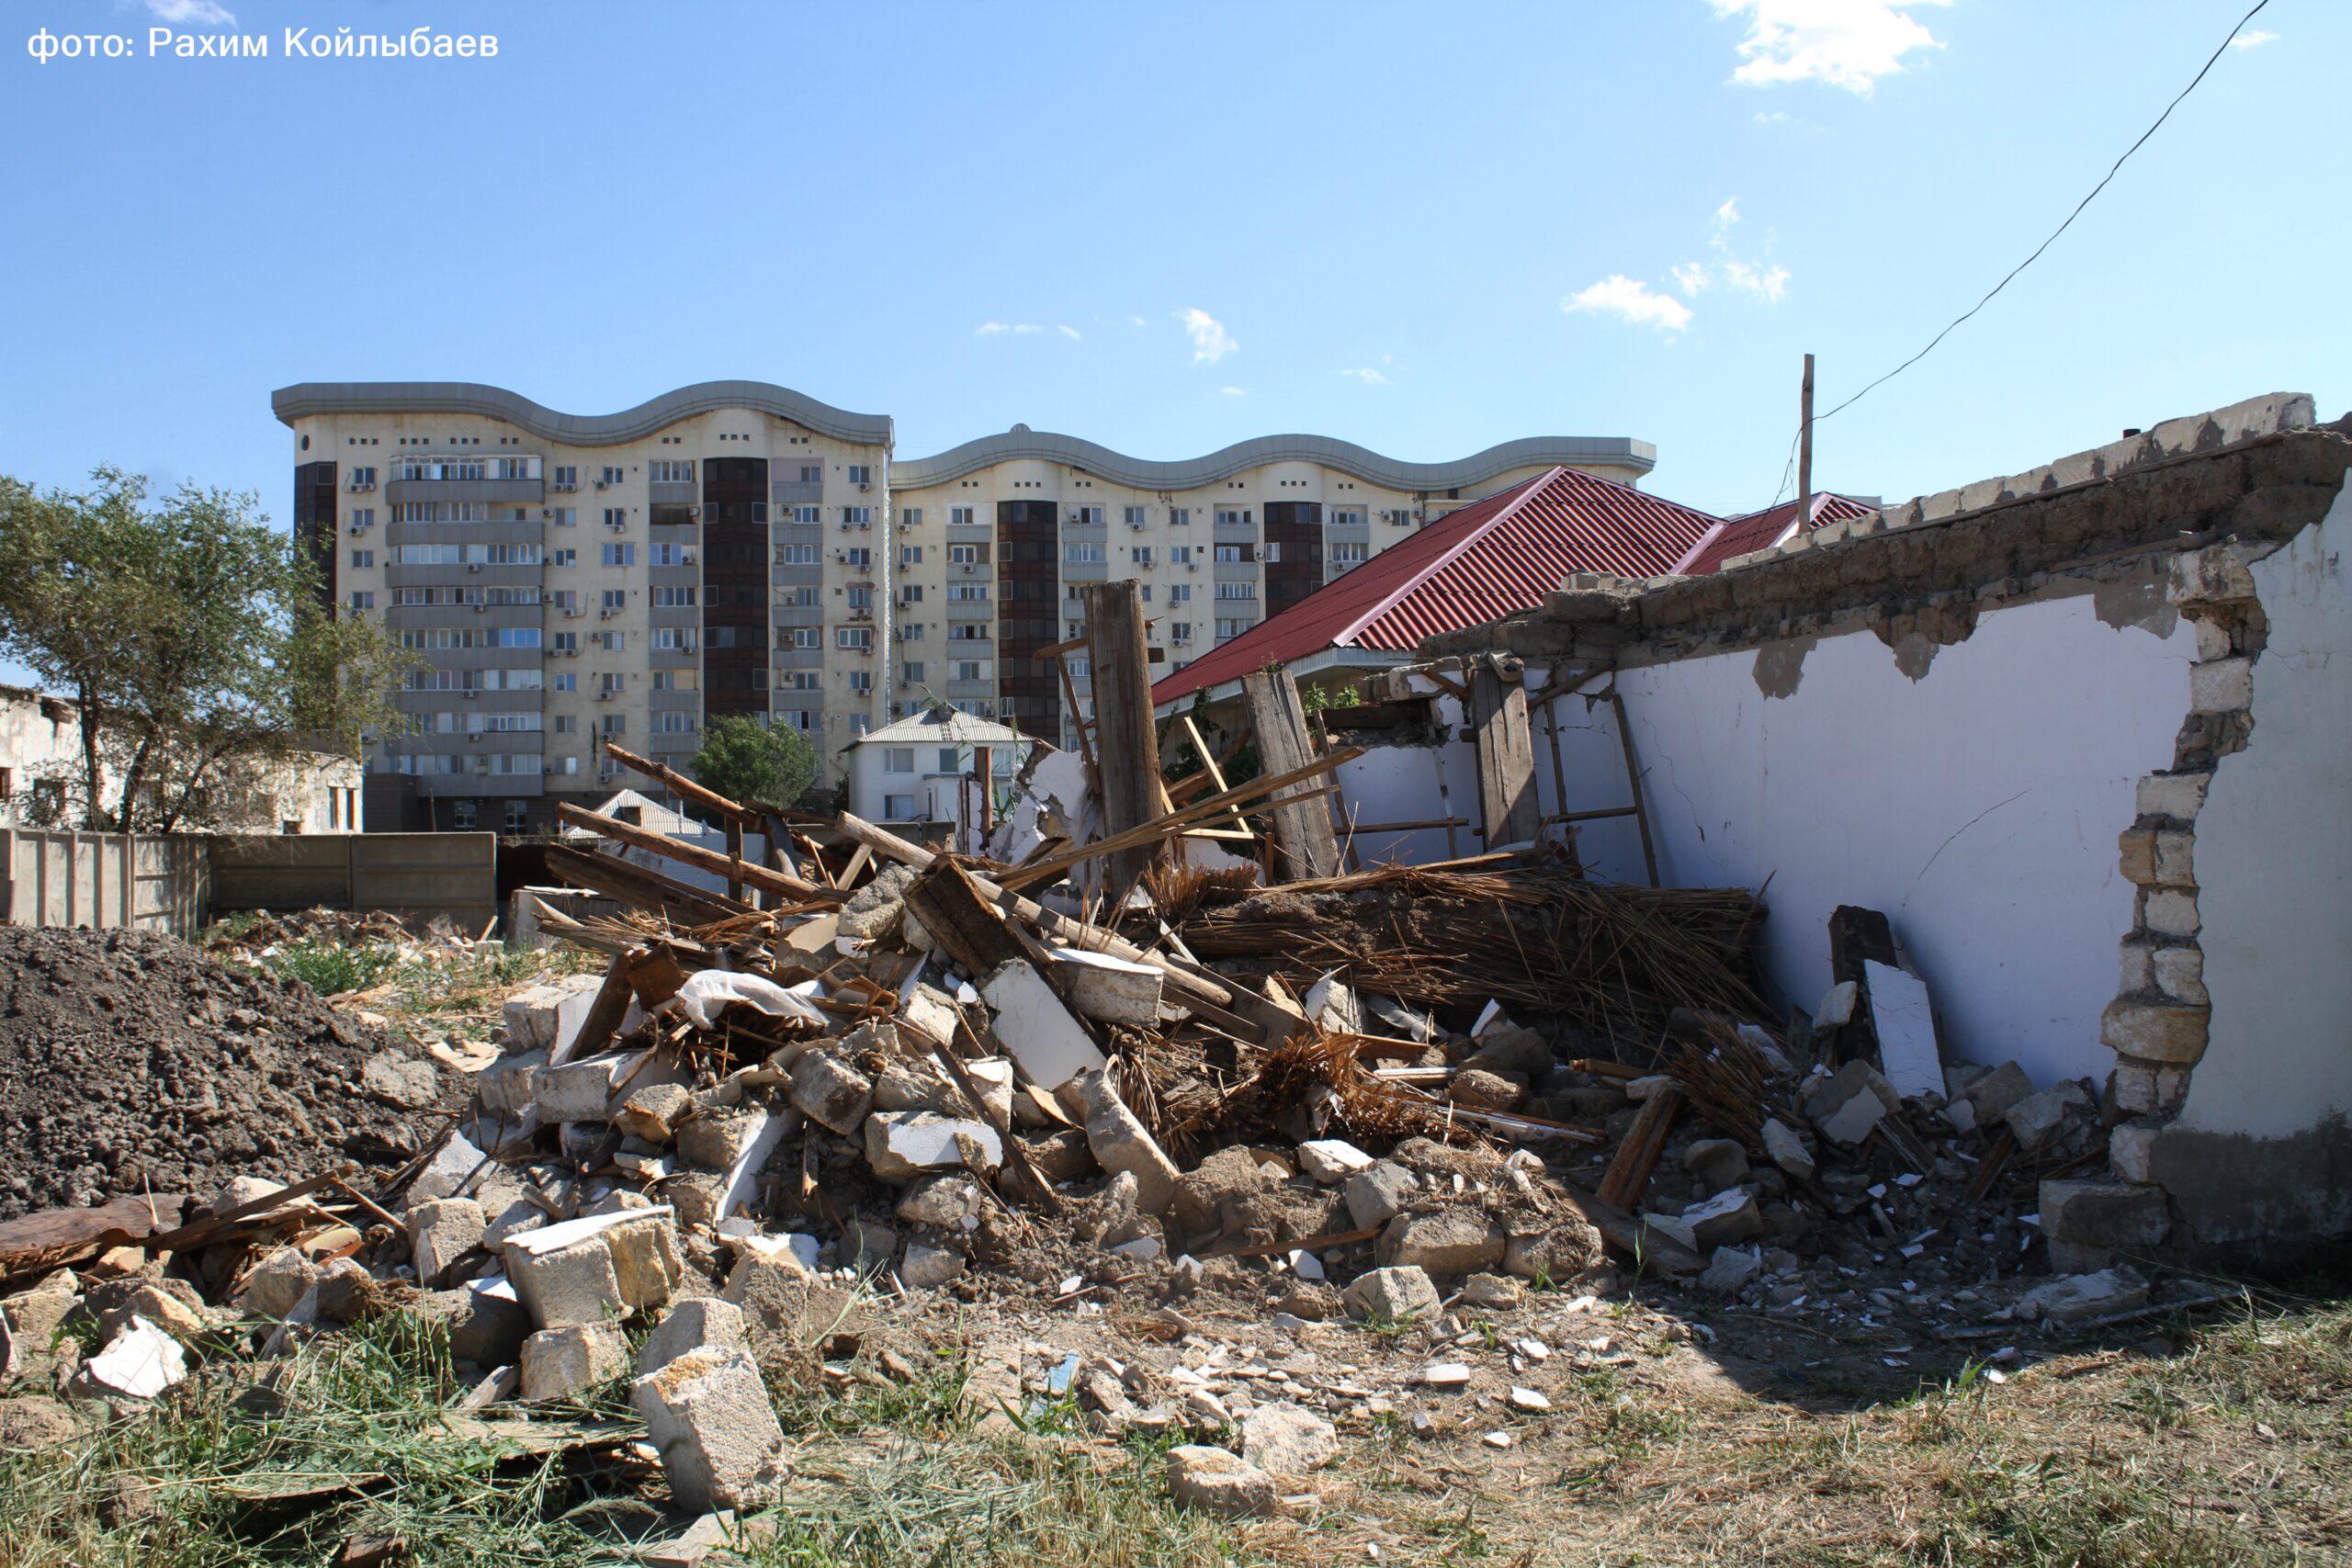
[
  {"x1": 1238, "y1": 667, "x2": 1343, "y2": 882},
  {"x1": 1470, "y1": 655, "x2": 1541, "y2": 848},
  {"x1": 555, "y1": 802, "x2": 835, "y2": 904}
]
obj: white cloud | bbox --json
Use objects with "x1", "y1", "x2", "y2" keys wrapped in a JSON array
[
  {"x1": 1176, "y1": 308, "x2": 1238, "y2": 364},
  {"x1": 1563, "y1": 276, "x2": 1694, "y2": 333},
  {"x1": 1219, "y1": 387, "x2": 1248, "y2": 397},
  {"x1": 1753, "y1": 108, "x2": 1796, "y2": 125},
  {"x1": 1711, "y1": 197, "x2": 1741, "y2": 247},
  {"x1": 976, "y1": 321, "x2": 1048, "y2": 337},
  {"x1": 1670, "y1": 261, "x2": 1712, "y2": 297},
  {"x1": 2229, "y1": 28, "x2": 2277, "y2": 49},
  {"x1": 1723, "y1": 259, "x2": 1792, "y2": 301},
  {"x1": 1338, "y1": 367, "x2": 1390, "y2": 386},
  {"x1": 146, "y1": 0, "x2": 236, "y2": 22},
  {"x1": 1057, "y1": 325, "x2": 1082, "y2": 340},
  {"x1": 1707, "y1": 0, "x2": 1947, "y2": 96}
]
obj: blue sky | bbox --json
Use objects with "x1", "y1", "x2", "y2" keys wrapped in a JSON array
[{"x1": 0, "y1": 0, "x2": 2339, "y2": 533}]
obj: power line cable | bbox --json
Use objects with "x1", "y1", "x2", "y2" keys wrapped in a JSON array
[{"x1": 1764, "y1": 0, "x2": 2273, "y2": 512}]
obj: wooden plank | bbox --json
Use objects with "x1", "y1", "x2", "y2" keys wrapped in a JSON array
[
  {"x1": 1081, "y1": 580, "x2": 1164, "y2": 899},
  {"x1": 601, "y1": 740, "x2": 761, "y2": 825},
  {"x1": 1238, "y1": 668, "x2": 1341, "y2": 881},
  {"x1": 1597, "y1": 1085, "x2": 1682, "y2": 1212},
  {"x1": 1607, "y1": 689, "x2": 1661, "y2": 888},
  {"x1": 0, "y1": 1192, "x2": 188, "y2": 1279},
  {"x1": 1470, "y1": 657, "x2": 1541, "y2": 848},
  {"x1": 543, "y1": 843, "x2": 752, "y2": 927},
  {"x1": 902, "y1": 859, "x2": 1027, "y2": 977},
  {"x1": 1178, "y1": 714, "x2": 1253, "y2": 840},
  {"x1": 556, "y1": 803, "x2": 834, "y2": 904}
]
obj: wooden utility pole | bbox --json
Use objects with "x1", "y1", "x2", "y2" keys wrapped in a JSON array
[
  {"x1": 1797, "y1": 351, "x2": 1815, "y2": 521},
  {"x1": 1077, "y1": 581, "x2": 1164, "y2": 892}
]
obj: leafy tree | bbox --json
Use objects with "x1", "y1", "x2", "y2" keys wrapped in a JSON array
[
  {"x1": 0, "y1": 467, "x2": 413, "y2": 832},
  {"x1": 688, "y1": 714, "x2": 819, "y2": 815}
]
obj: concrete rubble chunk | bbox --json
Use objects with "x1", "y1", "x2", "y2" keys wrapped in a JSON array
[
  {"x1": 2040, "y1": 1179, "x2": 2170, "y2": 1250},
  {"x1": 1342, "y1": 1161, "x2": 1419, "y2": 1231},
  {"x1": 788, "y1": 1050, "x2": 876, "y2": 1136},
  {"x1": 1760, "y1": 1118, "x2": 1815, "y2": 1181},
  {"x1": 675, "y1": 1105, "x2": 768, "y2": 1171},
  {"x1": 895, "y1": 1175, "x2": 983, "y2": 1228},
  {"x1": 1800, "y1": 1059, "x2": 1898, "y2": 1146},
  {"x1": 211, "y1": 1175, "x2": 288, "y2": 1218},
  {"x1": 1460, "y1": 1272, "x2": 1523, "y2": 1309},
  {"x1": 362, "y1": 1050, "x2": 441, "y2": 1110},
  {"x1": 534, "y1": 1054, "x2": 628, "y2": 1124},
  {"x1": 1681, "y1": 1189, "x2": 1762, "y2": 1251},
  {"x1": 616, "y1": 1081, "x2": 695, "y2": 1145},
  {"x1": 632, "y1": 1346, "x2": 791, "y2": 1512},
  {"x1": 2016, "y1": 1266, "x2": 2149, "y2": 1324},
  {"x1": 1166, "y1": 1445, "x2": 1277, "y2": 1517},
  {"x1": 521, "y1": 1322, "x2": 629, "y2": 1402},
  {"x1": 1502, "y1": 1217, "x2": 1603, "y2": 1282},
  {"x1": 2004, "y1": 1080, "x2": 2091, "y2": 1153},
  {"x1": 1171, "y1": 1145, "x2": 1275, "y2": 1236},
  {"x1": 638, "y1": 1297, "x2": 749, "y2": 1380},
  {"x1": 1078, "y1": 1069, "x2": 1179, "y2": 1214},
  {"x1": 406, "y1": 1198, "x2": 487, "y2": 1290},
  {"x1": 1376, "y1": 1207, "x2": 1506, "y2": 1278},
  {"x1": 864, "y1": 1111, "x2": 1004, "y2": 1183},
  {"x1": 1700, "y1": 1246, "x2": 1762, "y2": 1296},
  {"x1": 1341, "y1": 1265, "x2": 1442, "y2": 1323},
  {"x1": 1295, "y1": 1138, "x2": 1374, "y2": 1183},
  {"x1": 1954, "y1": 1061, "x2": 2032, "y2": 1124},
  {"x1": 408, "y1": 1128, "x2": 487, "y2": 1204},
  {"x1": 901, "y1": 1242, "x2": 967, "y2": 1289},
  {"x1": 1814, "y1": 980, "x2": 1859, "y2": 1029},
  {"x1": 1046, "y1": 947, "x2": 1166, "y2": 1026},
  {"x1": 479, "y1": 1050, "x2": 545, "y2": 1116},
  {"x1": 1681, "y1": 1138, "x2": 1749, "y2": 1194},
  {"x1": 238, "y1": 1247, "x2": 319, "y2": 1321},
  {"x1": 503, "y1": 1208, "x2": 683, "y2": 1329},
  {"x1": 416, "y1": 1284, "x2": 531, "y2": 1367},
  {"x1": 722, "y1": 1240, "x2": 856, "y2": 1348},
  {"x1": 1240, "y1": 1404, "x2": 1338, "y2": 1475}
]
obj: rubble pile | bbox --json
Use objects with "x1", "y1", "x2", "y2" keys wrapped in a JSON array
[{"x1": 0, "y1": 926, "x2": 459, "y2": 1220}]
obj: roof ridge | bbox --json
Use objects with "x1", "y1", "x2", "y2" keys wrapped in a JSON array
[{"x1": 1332, "y1": 469, "x2": 1563, "y2": 648}]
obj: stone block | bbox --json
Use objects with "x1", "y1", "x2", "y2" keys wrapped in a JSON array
[
  {"x1": 1046, "y1": 947, "x2": 1165, "y2": 1026},
  {"x1": 1240, "y1": 1404, "x2": 1338, "y2": 1475},
  {"x1": 1171, "y1": 1146, "x2": 1276, "y2": 1236},
  {"x1": 405, "y1": 1197, "x2": 486, "y2": 1290},
  {"x1": 2135, "y1": 772, "x2": 2211, "y2": 822},
  {"x1": 1502, "y1": 1217, "x2": 1602, "y2": 1282},
  {"x1": 2040, "y1": 1179, "x2": 2170, "y2": 1250},
  {"x1": 416, "y1": 1284, "x2": 531, "y2": 1367},
  {"x1": 2109, "y1": 1122, "x2": 2159, "y2": 1184},
  {"x1": 1957, "y1": 1061, "x2": 2033, "y2": 1123},
  {"x1": 787, "y1": 1050, "x2": 875, "y2": 1136},
  {"x1": 1341, "y1": 1265, "x2": 1441, "y2": 1323},
  {"x1": 502, "y1": 985, "x2": 571, "y2": 1053},
  {"x1": 2099, "y1": 1001, "x2": 2210, "y2": 1066},
  {"x1": 1077, "y1": 1071, "x2": 1177, "y2": 1213},
  {"x1": 479, "y1": 1050, "x2": 545, "y2": 1116},
  {"x1": 1681, "y1": 1189, "x2": 1762, "y2": 1251},
  {"x1": 2152, "y1": 830, "x2": 2195, "y2": 888},
  {"x1": 1166, "y1": 1445, "x2": 1275, "y2": 1517},
  {"x1": 676, "y1": 1106, "x2": 769, "y2": 1172},
  {"x1": 1375, "y1": 1208, "x2": 1505, "y2": 1278},
  {"x1": 2116, "y1": 828, "x2": 2158, "y2": 886},
  {"x1": 1342, "y1": 1161, "x2": 1419, "y2": 1231},
  {"x1": 2117, "y1": 941, "x2": 2155, "y2": 996},
  {"x1": 2015, "y1": 1266, "x2": 2148, "y2": 1324},
  {"x1": 864, "y1": 1111, "x2": 1003, "y2": 1183},
  {"x1": 1461, "y1": 1272, "x2": 1523, "y2": 1309},
  {"x1": 535, "y1": 1054, "x2": 627, "y2": 1123},
  {"x1": 840, "y1": 1218, "x2": 899, "y2": 1273},
  {"x1": 632, "y1": 1347, "x2": 791, "y2": 1512},
  {"x1": 2108, "y1": 1063, "x2": 2163, "y2": 1116},
  {"x1": 1759, "y1": 1117, "x2": 1815, "y2": 1180},
  {"x1": 503, "y1": 1208, "x2": 682, "y2": 1329},
  {"x1": 521, "y1": 1322, "x2": 629, "y2": 1402},
  {"x1": 2188, "y1": 658, "x2": 2253, "y2": 714},
  {"x1": 1800, "y1": 1059, "x2": 1898, "y2": 1145},
  {"x1": 2143, "y1": 889, "x2": 2200, "y2": 939},
  {"x1": 894, "y1": 1176, "x2": 983, "y2": 1228},
  {"x1": 722, "y1": 1240, "x2": 856, "y2": 1349},
  {"x1": 638, "y1": 1297, "x2": 748, "y2": 1379},
  {"x1": 409, "y1": 1129, "x2": 486, "y2": 1204},
  {"x1": 2152, "y1": 947, "x2": 2208, "y2": 1006},
  {"x1": 1815, "y1": 980, "x2": 1859, "y2": 1028}
]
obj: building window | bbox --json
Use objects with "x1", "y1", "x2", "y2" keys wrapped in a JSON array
[
  {"x1": 451, "y1": 799, "x2": 477, "y2": 829},
  {"x1": 649, "y1": 459, "x2": 694, "y2": 483},
  {"x1": 551, "y1": 507, "x2": 576, "y2": 527},
  {"x1": 884, "y1": 793, "x2": 918, "y2": 819},
  {"x1": 1065, "y1": 543, "x2": 1104, "y2": 565},
  {"x1": 602, "y1": 543, "x2": 637, "y2": 567},
  {"x1": 503, "y1": 800, "x2": 529, "y2": 832},
  {"x1": 1215, "y1": 581, "x2": 1257, "y2": 600},
  {"x1": 899, "y1": 584, "x2": 923, "y2": 604},
  {"x1": 601, "y1": 715, "x2": 626, "y2": 736},
  {"x1": 837, "y1": 627, "x2": 873, "y2": 650},
  {"x1": 347, "y1": 591, "x2": 374, "y2": 611},
  {"x1": 900, "y1": 545, "x2": 922, "y2": 566},
  {"x1": 949, "y1": 506, "x2": 977, "y2": 526},
  {"x1": 847, "y1": 585, "x2": 873, "y2": 611},
  {"x1": 899, "y1": 508, "x2": 922, "y2": 529},
  {"x1": 847, "y1": 671, "x2": 873, "y2": 694},
  {"x1": 1169, "y1": 545, "x2": 1193, "y2": 565},
  {"x1": 1130, "y1": 547, "x2": 1153, "y2": 566},
  {"x1": 552, "y1": 548, "x2": 576, "y2": 568},
  {"x1": 1331, "y1": 542, "x2": 1368, "y2": 570},
  {"x1": 841, "y1": 506, "x2": 873, "y2": 527},
  {"x1": 885, "y1": 747, "x2": 915, "y2": 773},
  {"x1": 350, "y1": 549, "x2": 374, "y2": 569},
  {"x1": 794, "y1": 628, "x2": 820, "y2": 649},
  {"x1": 603, "y1": 589, "x2": 628, "y2": 611},
  {"x1": 552, "y1": 466, "x2": 578, "y2": 490},
  {"x1": 599, "y1": 466, "x2": 625, "y2": 486},
  {"x1": 1215, "y1": 508, "x2": 1250, "y2": 527},
  {"x1": 948, "y1": 624, "x2": 989, "y2": 642},
  {"x1": 848, "y1": 465, "x2": 872, "y2": 486}
]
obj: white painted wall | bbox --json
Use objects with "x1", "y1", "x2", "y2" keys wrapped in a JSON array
[
  {"x1": 1533, "y1": 596, "x2": 2198, "y2": 1085},
  {"x1": 2176, "y1": 487, "x2": 2352, "y2": 1140}
]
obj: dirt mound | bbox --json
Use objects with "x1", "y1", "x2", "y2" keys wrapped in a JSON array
[{"x1": 0, "y1": 925, "x2": 459, "y2": 1221}]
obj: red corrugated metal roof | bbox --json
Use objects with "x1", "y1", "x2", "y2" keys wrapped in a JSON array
[
  {"x1": 1677, "y1": 491, "x2": 1874, "y2": 576},
  {"x1": 1151, "y1": 467, "x2": 1721, "y2": 705}
]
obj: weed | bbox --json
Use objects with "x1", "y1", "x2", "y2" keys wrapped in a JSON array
[{"x1": 264, "y1": 940, "x2": 397, "y2": 998}]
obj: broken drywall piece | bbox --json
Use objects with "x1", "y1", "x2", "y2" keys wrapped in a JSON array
[
  {"x1": 1861, "y1": 961, "x2": 1941, "y2": 1100},
  {"x1": 980, "y1": 959, "x2": 1107, "y2": 1089},
  {"x1": 671, "y1": 971, "x2": 828, "y2": 1031},
  {"x1": 1046, "y1": 946, "x2": 1163, "y2": 1025},
  {"x1": 85, "y1": 1316, "x2": 187, "y2": 1399}
]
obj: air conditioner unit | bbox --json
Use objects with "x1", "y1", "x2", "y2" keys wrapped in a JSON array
[
  {"x1": 856, "y1": 521, "x2": 870, "y2": 532},
  {"x1": 562, "y1": 649, "x2": 580, "y2": 658},
  {"x1": 468, "y1": 563, "x2": 483, "y2": 572},
  {"x1": 553, "y1": 481, "x2": 576, "y2": 492},
  {"x1": 564, "y1": 608, "x2": 583, "y2": 618},
  {"x1": 1186, "y1": 562, "x2": 1198, "y2": 572},
  {"x1": 1129, "y1": 522, "x2": 1145, "y2": 531},
  {"x1": 594, "y1": 479, "x2": 609, "y2": 491},
  {"x1": 599, "y1": 609, "x2": 617, "y2": 620},
  {"x1": 348, "y1": 525, "x2": 366, "y2": 536},
  {"x1": 896, "y1": 678, "x2": 910, "y2": 690},
  {"x1": 471, "y1": 604, "x2": 486, "y2": 614},
  {"x1": 858, "y1": 483, "x2": 870, "y2": 492},
  {"x1": 685, "y1": 505, "x2": 699, "y2": 519},
  {"x1": 462, "y1": 691, "x2": 480, "y2": 700}
]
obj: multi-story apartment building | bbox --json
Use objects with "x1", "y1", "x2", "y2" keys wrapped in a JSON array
[{"x1": 275, "y1": 381, "x2": 1652, "y2": 830}]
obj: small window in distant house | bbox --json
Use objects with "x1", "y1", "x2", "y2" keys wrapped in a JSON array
[
  {"x1": 503, "y1": 800, "x2": 528, "y2": 832},
  {"x1": 451, "y1": 799, "x2": 478, "y2": 829}
]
